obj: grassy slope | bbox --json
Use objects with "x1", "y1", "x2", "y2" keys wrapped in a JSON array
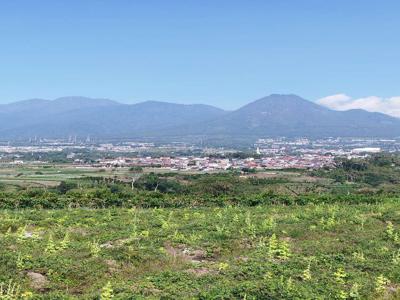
[{"x1": 1, "y1": 202, "x2": 399, "y2": 299}]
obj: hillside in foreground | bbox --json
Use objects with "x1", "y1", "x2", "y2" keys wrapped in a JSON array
[
  {"x1": 1, "y1": 203, "x2": 399, "y2": 299},
  {"x1": 0, "y1": 155, "x2": 400, "y2": 299}
]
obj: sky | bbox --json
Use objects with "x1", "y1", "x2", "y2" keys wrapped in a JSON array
[{"x1": 0, "y1": 0, "x2": 399, "y2": 113}]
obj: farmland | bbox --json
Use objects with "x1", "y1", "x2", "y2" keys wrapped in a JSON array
[
  {"x1": 1, "y1": 203, "x2": 400, "y2": 299},
  {"x1": 0, "y1": 155, "x2": 400, "y2": 299}
]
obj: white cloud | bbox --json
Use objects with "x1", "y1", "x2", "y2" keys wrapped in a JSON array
[{"x1": 316, "y1": 94, "x2": 400, "y2": 118}]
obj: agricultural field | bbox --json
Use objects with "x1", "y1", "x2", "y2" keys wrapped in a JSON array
[
  {"x1": 1, "y1": 203, "x2": 400, "y2": 299},
  {"x1": 0, "y1": 163, "x2": 236, "y2": 191},
  {"x1": 0, "y1": 164, "x2": 121, "y2": 190},
  {"x1": 0, "y1": 155, "x2": 400, "y2": 299}
]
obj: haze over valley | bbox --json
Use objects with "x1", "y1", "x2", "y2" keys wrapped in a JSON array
[{"x1": 1, "y1": 94, "x2": 400, "y2": 143}]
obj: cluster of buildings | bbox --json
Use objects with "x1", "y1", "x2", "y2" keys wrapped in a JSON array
[
  {"x1": 255, "y1": 137, "x2": 399, "y2": 155},
  {"x1": 0, "y1": 143, "x2": 154, "y2": 153},
  {"x1": 90, "y1": 154, "x2": 335, "y2": 171},
  {"x1": 1, "y1": 137, "x2": 398, "y2": 171}
]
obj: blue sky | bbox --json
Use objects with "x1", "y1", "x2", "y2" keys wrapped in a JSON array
[{"x1": 0, "y1": 0, "x2": 399, "y2": 110}]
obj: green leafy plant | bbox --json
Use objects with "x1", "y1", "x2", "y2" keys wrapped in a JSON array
[
  {"x1": 44, "y1": 234, "x2": 57, "y2": 254},
  {"x1": 90, "y1": 241, "x2": 101, "y2": 257},
  {"x1": 375, "y1": 274, "x2": 390, "y2": 294},
  {"x1": 302, "y1": 263, "x2": 312, "y2": 281},
  {"x1": 100, "y1": 281, "x2": 114, "y2": 299},
  {"x1": 334, "y1": 267, "x2": 347, "y2": 285}
]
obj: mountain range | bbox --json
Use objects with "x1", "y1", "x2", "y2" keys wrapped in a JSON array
[{"x1": 1, "y1": 94, "x2": 400, "y2": 143}]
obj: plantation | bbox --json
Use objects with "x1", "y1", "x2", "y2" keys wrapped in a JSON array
[{"x1": 0, "y1": 155, "x2": 399, "y2": 299}]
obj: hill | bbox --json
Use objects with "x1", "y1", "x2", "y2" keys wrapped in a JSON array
[
  {"x1": 0, "y1": 97, "x2": 227, "y2": 139},
  {"x1": 195, "y1": 94, "x2": 400, "y2": 138},
  {"x1": 0, "y1": 94, "x2": 400, "y2": 141}
]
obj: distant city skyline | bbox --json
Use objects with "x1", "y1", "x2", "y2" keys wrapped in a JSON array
[{"x1": 1, "y1": 1, "x2": 399, "y2": 113}]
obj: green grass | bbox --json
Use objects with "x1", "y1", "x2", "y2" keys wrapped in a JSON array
[
  {"x1": 0, "y1": 165, "x2": 119, "y2": 189},
  {"x1": 1, "y1": 159, "x2": 400, "y2": 299},
  {"x1": 1, "y1": 202, "x2": 399, "y2": 299}
]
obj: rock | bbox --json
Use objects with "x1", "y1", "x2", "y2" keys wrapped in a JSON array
[
  {"x1": 100, "y1": 242, "x2": 114, "y2": 249},
  {"x1": 186, "y1": 268, "x2": 216, "y2": 277},
  {"x1": 70, "y1": 227, "x2": 87, "y2": 236},
  {"x1": 387, "y1": 285, "x2": 398, "y2": 293},
  {"x1": 164, "y1": 243, "x2": 207, "y2": 263},
  {"x1": 105, "y1": 259, "x2": 119, "y2": 273},
  {"x1": 27, "y1": 271, "x2": 48, "y2": 291},
  {"x1": 24, "y1": 232, "x2": 33, "y2": 238},
  {"x1": 164, "y1": 243, "x2": 180, "y2": 257},
  {"x1": 236, "y1": 256, "x2": 249, "y2": 262},
  {"x1": 187, "y1": 249, "x2": 207, "y2": 263},
  {"x1": 100, "y1": 238, "x2": 130, "y2": 249}
]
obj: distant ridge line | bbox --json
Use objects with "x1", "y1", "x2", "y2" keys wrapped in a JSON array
[{"x1": 0, "y1": 94, "x2": 399, "y2": 142}]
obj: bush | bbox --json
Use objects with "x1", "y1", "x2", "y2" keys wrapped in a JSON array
[{"x1": 57, "y1": 181, "x2": 78, "y2": 194}]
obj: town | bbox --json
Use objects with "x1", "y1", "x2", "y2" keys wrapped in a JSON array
[
  {"x1": 91, "y1": 154, "x2": 335, "y2": 171},
  {"x1": 0, "y1": 137, "x2": 395, "y2": 171}
]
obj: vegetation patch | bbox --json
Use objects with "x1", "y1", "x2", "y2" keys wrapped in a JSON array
[{"x1": 0, "y1": 203, "x2": 399, "y2": 299}]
